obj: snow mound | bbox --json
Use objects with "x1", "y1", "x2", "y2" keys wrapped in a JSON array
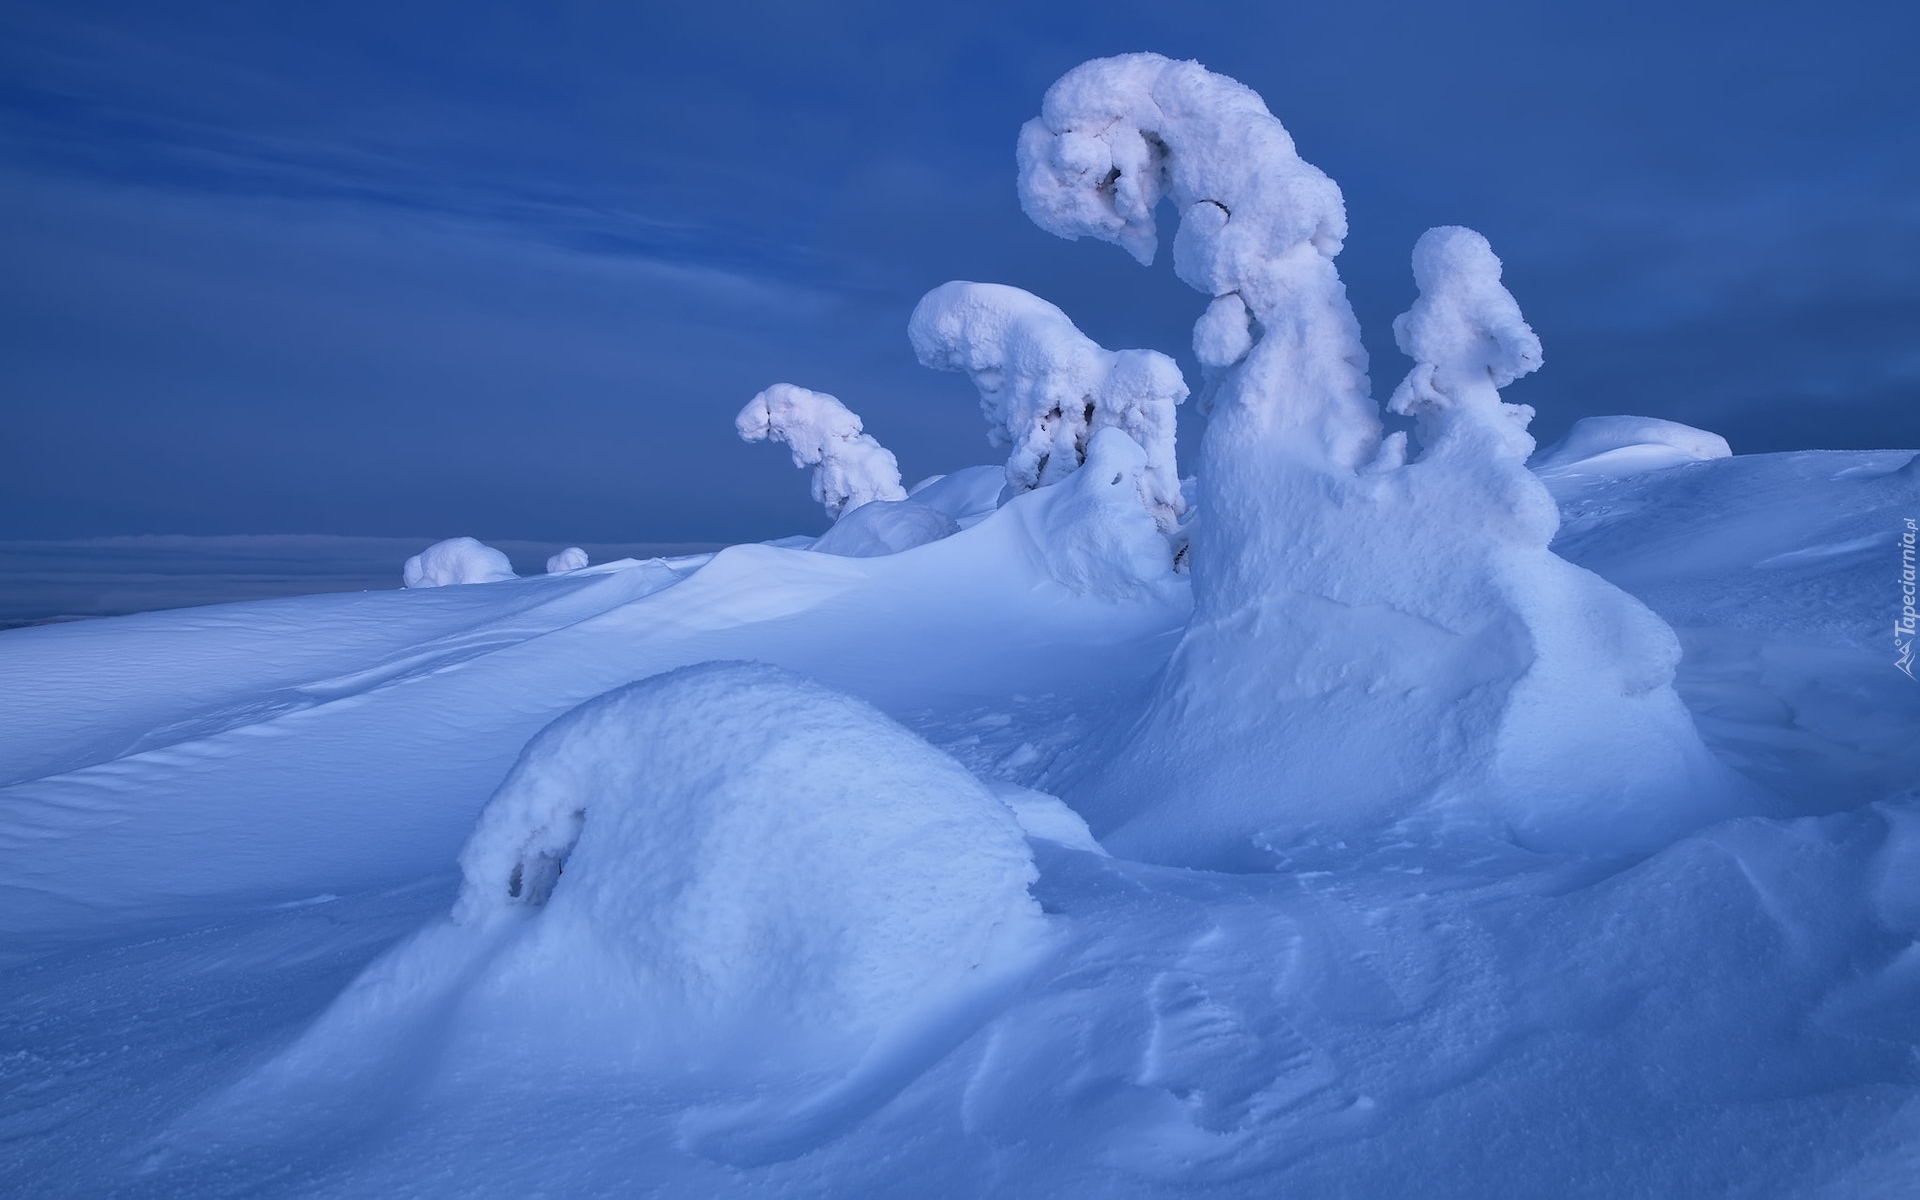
[
  {"x1": 1532, "y1": 415, "x2": 1734, "y2": 478},
  {"x1": 456, "y1": 661, "x2": 1043, "y2": 1032},
  {"x1": 737, "y1": 383, "x2": 907, "y2": 519},
  {"x1": 401, "y1": 537, "x2": 517, "y2": 588},
  {"x1": 810, "y1": 499, "x2": 958, "y2": 558},
  {"x1": 545, "y1": 546, "x2": 589, "y2": 574},
  {"x1": 909, "y1": 281, "x2": 1187, "y2": 529}
]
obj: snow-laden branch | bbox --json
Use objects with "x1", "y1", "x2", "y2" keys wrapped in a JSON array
[
  {"x1": 737, "y1": 383, "x2": 907, "y2": 520},
  {"x1": 908, "y1": 281, "x2": 1187, "y2": 530}
]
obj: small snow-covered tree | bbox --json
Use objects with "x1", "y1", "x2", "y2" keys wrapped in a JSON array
[
  {"x1": 1021, "y1": 55, "x2": 1735, "y2": 866},
  {"x1": 908, "y1": 281, "x2": 1188, "y2": 531},
  {"x1": 737, "y1": 383, "x2": 907, "y2": 520},
  {"x1": 1389, "y1": 226, "x2": 1543, "y2": 464}
]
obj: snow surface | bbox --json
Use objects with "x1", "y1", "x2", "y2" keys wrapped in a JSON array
[
  {"x1": 545, "y1": 545, "x2": 589, "y2": 573},
  {"x1": 737, "y1": 383, "x2": 908, "y2": 519},
  {"x1": 2, "y1": 448, "x2": 1918, "y2": 1197},
  {"x1": 401, "y1": 536, "x2": 517, "y2": 587}
]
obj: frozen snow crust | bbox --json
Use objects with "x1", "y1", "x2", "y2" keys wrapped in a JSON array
[
  {"x1": 1024, "y1": 55, "x2": 1735, "y2": 865},
  {"x1": 401, "y1": 536, "x2": 516, "y2": 587}
]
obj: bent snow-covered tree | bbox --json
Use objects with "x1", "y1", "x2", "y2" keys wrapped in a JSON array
[
  {"x1": 1021, "y1": 54, "x2": 1736, "y2": 866},
  {"x1": 909, "y1": 281, "x2": 1188, "y2": 531},
  {"x1": 737, "y1": 383, "x2": 907, "y2": 520}
]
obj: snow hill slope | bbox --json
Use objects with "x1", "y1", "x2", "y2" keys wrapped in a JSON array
[{"x1": 1, "y1": 449, "x2": 1917, "y2": 1198}]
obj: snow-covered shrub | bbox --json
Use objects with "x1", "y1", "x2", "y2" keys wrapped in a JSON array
[
  {"x1": 1023, "y1": 56, "x2": 1735, "y2": 864},
  {"x1": 1532, "y1": 415, "x2": 1733, "y2": 478},
  {"x1": 737, "y1": 383, "x2": 907, "y2": 520},
  {"x1": 909, "y1": 281, "x2": 1188, "y2": 530},
  {"x1": 401, "y1": 537, "x2": 517, "y2": 588},
  {"x1": 809, "y1": 499, "x2": 958, "y2": 558},
  {"x1": 545, "y1": 546, "x2": 589, "y2": 574},
  {"x1": 1389, "y1": 226, "x2": 1544, "y2": 464},
  {"x1": 453, "y1": 661, "x2": 1043, "y2": 1047}
]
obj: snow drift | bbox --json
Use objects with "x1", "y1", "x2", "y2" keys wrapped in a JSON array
[
  {"x1": 1532, "y1": 414, "x2": 1734, "y2": 479},
  {"x1": 810, "y1": 499, "x2": 958, "y2": 558},
  {"x1": 909, "y1": 280, "x2": 1188, "y2": 531},
  {"x1": 401, "y1": 537, "x2": 517, "y2": 588},
  {"x1": 1023, "y1": 58, "x2": 1735, "y2": 865},
  {"x1": 192, "y1": 661, "x2": 1047, "y2": 1159}
]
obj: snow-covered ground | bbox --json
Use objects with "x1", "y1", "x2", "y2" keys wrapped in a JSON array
[
  {"x1": 7, "y1": 47, "x2": 1918, "y2": 1200},
  {"x1": 2, "y1": 447, "x2": 1916, "y2": 1198}
]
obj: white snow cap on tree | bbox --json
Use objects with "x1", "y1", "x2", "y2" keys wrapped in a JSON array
[
  {"x1": 737, "y1": 383, "x2": 907, "y2": 520},
  {"x1": 545, "y1": 547, "x2": 589, "y2": 574},
  {"x1": 402, "y1": 537, "x2": 517, "y2": 588},
  {"x1": 908, "y1": 281, "x2": 1187, "y2": 530},
  {"x1": 1389, "y1": 226, "x2": 1543, "y2": 461},
  {"x1": 1017, "y1": 51, "x2": 1376, "y2": 467}
]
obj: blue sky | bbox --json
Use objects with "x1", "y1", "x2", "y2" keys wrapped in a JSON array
[{"x1": 2, "y1": 0, "x2": 1915, "y2": 541}]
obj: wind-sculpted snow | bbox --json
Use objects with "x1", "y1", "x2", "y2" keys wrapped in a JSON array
[
  {"x1": 3, "y1": 449, "x2": 1918, "y2": 1197},
  {"x1": 737, "y1": 383, "x2": 908, "y2": 520},
  {"x1": 810, "y1": 498, "x2": 958, "y2": 557},
  {"x1": 1532, "y1": 414, "x2": 1734, "y2": 483},
  {"x1": 909, "y1": 281, "x2": 1188, "y2": 531},
  {"x1": 1025, "y1": 55, "x2": 1734, "y2": 864},
  {"x1": 401, "y1": 536, "x2": 517, "y2": 588},
  {"x1": 544, "y1": 546, "x2": 589, "y2": 574}
]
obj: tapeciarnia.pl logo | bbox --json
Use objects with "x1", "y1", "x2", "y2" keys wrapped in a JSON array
[{"x1": 1899, "y1": 516, "x2": 1917, "y2": 679}]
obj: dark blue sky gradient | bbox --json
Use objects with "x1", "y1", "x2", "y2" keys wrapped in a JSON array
[{"x1": 2, "y1": 0, "x2": 1915, "y2": 541}]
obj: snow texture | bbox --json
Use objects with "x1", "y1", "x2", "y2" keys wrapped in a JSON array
[
  {"x1": 737, "y1": 383, "x2": 908, "y2": 519},
  {"x1": 810, "y1": 499, "x2": 958, "y2": 558},
  {"x1": 1533, "y1": 414, "x2": 1735, "y2": 478},
  {"x1": 545, "y1": 546, "x2": 589, "y2": 574},
  {"x1": 1024, "y1": 56, "x2": 1733, "y2": 866},
  {"x1": 909, "y1": 281, "x2": 1187, "y2": 530},
  {"x1": 401, "y1": 537, "x2": 517, "y2": 588}
]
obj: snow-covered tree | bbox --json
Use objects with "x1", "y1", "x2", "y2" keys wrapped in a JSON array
[
  {"x1": 908, "y1": 281, "x2": 1188, "y2": 531},
  {"x1": 545, "y1": 547, "x2": 589, "y2": 574},
  {"x1": 737, "y1": 383, "x2": 907, "y2": 520},
  {"x1": 1388, "y1": 226, "x2": 1543, "y2": 464},
  {"x1": 1022, "y1": 56, "x2": 1736, "y2": 865}
]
